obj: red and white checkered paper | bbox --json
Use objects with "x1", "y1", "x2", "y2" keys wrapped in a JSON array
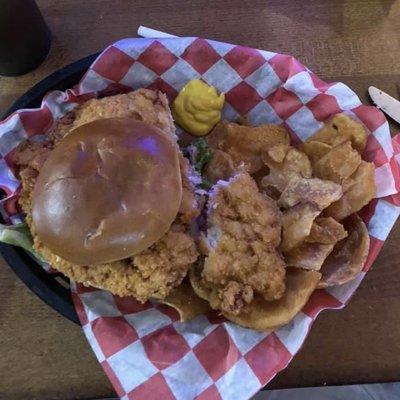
[{"x1": 1, "y1": 37, "x2": 400, "y2": 400}]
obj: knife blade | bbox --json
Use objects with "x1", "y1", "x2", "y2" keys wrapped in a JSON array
[{"x1": 368, "y1": 86, "x2": 400, "y2": 124}]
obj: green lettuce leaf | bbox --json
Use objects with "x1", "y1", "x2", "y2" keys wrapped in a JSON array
[
  {"x1": 184, "y1": 138, "x2": 213, "y2": 190},
  {"x1": 0, "y1": 222, "x2": 46, "y2": 263},
  {"x1": 192, "y1": 138, "x2": 213, "y2": 173}
]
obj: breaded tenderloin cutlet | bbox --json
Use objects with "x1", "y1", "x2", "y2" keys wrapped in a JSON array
[
  {"x1": 49, "y1": 89, "x2": 176, "y2": 142},
  {"x1": 15, "y1": 89, "x2": 200, "y2": 302},
  {"x1": 199, "y1": 172, "x2": 286, "y2": 315}
]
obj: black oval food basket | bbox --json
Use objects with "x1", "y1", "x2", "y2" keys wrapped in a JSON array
[{"x1": 0, "y1": 53, "x2": 100, "y2": 324}]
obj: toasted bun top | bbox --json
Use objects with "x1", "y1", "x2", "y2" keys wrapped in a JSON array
[{"x1": 32, "y1": 118, "x2": 182, "y2": 265}]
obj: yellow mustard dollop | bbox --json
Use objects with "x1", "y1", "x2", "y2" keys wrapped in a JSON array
[{"x1": 172, "y1": 79, "x2": 225, "y2": 136}]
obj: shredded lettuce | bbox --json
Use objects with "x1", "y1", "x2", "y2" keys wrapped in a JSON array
[
  {"x1": 184, "y1": 138, "x2": 213, "y2": 189},
  {"x1": 193, "y1": 138, "x2": 213, "y2": 173},
  {"x1": 0, "y1": 222, "x2": 46, "y2": 263}
]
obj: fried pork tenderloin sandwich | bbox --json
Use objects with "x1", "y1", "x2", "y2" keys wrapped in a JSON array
[{"x1": 15, "y1": 89, "x2": 201, "y2": 302}]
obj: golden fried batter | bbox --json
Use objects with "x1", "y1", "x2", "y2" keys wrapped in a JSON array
[
  {"x1": 15, "y1": 89, "x2": 200, "y2": 302},
  {"x1": 178, "y1": 154, "x2": 202, "y2": 223},
  {"x1": 200, "y1": 173, "x2": 286, "y2": 315},
  {"x1": 35, "y1": 224, "x2": 197, "y2": 301},
  {"x1": 73, "y1": 89, "x2": 175, "y2": 135},
  {"x1": 48, "y1": 89, "x2": 175, "y2": 143}
]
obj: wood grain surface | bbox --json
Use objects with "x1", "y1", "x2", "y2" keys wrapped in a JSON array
[{"x1": 1, "y1": 1, "x2": 400, "y2": 399}]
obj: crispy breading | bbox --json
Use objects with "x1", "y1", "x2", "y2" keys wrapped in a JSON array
[
  {"x1": 219, "y1": 281, "x2": 254, "y2": 315},
  {"x1": 15, "y1": 90, "x2": 200, "y2": 301},
  {"x1": 35, "y1": 224, "x2": 198, "y2": 301},
  {"x1": 178, "y1": 153, "x2": 201, "y2": 223},
  {"x1": 47, "y1": 89, "x2": 175, "y2": 143},
  {"x1": 200, "y1": 173, "x2": 286, "y2": 315},
  {"x1": 72, "y1": 89, "x2": 175, "y2": 135},
  {"x1": 14, "y1": 140, "x2": 54, "y2": 171}
]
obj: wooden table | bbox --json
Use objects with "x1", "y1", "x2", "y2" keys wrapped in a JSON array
[{"x1": 1, "y1": 1, "x2": 400, "y2": 398}]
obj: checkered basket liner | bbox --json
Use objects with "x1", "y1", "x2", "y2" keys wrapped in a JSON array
[{"x1": 1, "y1": 37, "x2": 400, "y2": 400}]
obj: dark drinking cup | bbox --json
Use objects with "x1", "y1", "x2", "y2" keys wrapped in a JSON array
[{"x1": 0, "y1": 0, "x2": 51, "y2": 76}]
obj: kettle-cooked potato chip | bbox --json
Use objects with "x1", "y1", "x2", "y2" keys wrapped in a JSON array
[
  {"x1": 266, "y1": 144, "x2": 290, "y2": 163},
  {"x1": 262, "y1": 147, "x2": 312, "y2": 192},
  {"x1": 306, "y1": 217, "x2": 348, "y2": 244},
  {"x1": 281, "y1": 203, "x2": 320, "y2": 252},
  {"x1": 279, "y1": 177, "x2": 342, "y2": 209},
  {"x1": 325, "y1": 161, "x2": 376, "y2": 221},
  {"x1": 342, "y1": 177, "x2": 356, "y2": 193},
  {"x1": 313, "y1": 141, "x2": 361, "y2": 183},
  {"x1": 285, "y1": 242, "x2": 334, "y2": 270},
  {"x1": 301, "y1": 140, "x2": 332, "y2": 164},
  {"x1": 207, "y1": 121, "x2": 290, "y2": 174},
  {"x1": 222, "y1": 269, "x2": 321, "y2": 331},
  {"x1": 318, "y1": 214, "x2": 369, "y2": 288},
  {"x1": 204, "y1": 149, "x2": 235, "y2": 184},
  {"x1": 307, "y1": 113, "x2": 368, "y2": 153},
  {"x1": 160, "y1": 279, "x2": 211, "y2": 321}
]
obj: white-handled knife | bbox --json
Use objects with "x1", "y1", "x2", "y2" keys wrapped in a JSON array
[{"x1": 369, "y1": 86, "x2": 400, "y2": 124}]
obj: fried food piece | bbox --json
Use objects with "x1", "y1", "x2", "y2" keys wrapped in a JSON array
[
  {"x1": 21, "y1": 156, "x2": 200, "y2": 301},
  {"x1": 313, "y1": 141, "x2": 361, "y2": 183},
  {"x1": 220, "y1": 269, "x2": 321, "y2": 331},
  {"x1": 306, "y1": 217, "x2": 348, "y2": 244},
  {"x1": 306, "y1": 113, "x2": 368, "y2": 153},
  {"x1": 35, "y1": 224, "x2": 198, "y2": 301},
  {"x1": 178, "y1": 153, "x2": 202, "y2": 223},
  {"x1": 325, "y1": 161, "x2": 376, "y2": 221},
  {"x1": 219, "y1": 281, "x2": 254, "y2": 315},
  {"x1": 47, "y1": 112, "x2": 77, "y2": 143},
  {"x1": 300, "y1": 141, "x2": 332, "y2": 164},
  {"x1": 251, "y1": 163, "x2": 271, "y2": 189},
  {"x1": 319, "y1": 215, "x2": 369, "y2": 287},
  {"x1": 342, "y1": 177, "x2": 356, "y2": 193},
  {"x1": 281, "y1": 203, "x2": 321, "y2": 252},
  {"x1": 160, "y1": 279, "x2": 211, "y2": 321},
  {"x1": 261, "y1": 146, "x2": 312, "y2": 192},
  {"x1": 279, "y1": 177, "x2": 343, "y2": 209},
  {"x1": 207, "y1": 121, "x2": 290, "y2": 174},
  {"x1": 72, "y1": 89, "x2": 175, "y2": 136},
  {"x1": 189, "y1": 263, "x2": 244, "y2": 313},
  {"x1": 16, "y1": 90, "x2": 200, "y2": 301},
  {"x1": 200, "y1": 173, "x2": 286, "y2": 315},
  {"x1": 266, "y1": 144, "x2": 290, "y2": 163},
  {"x1": 46, "y1": 89, "x2": 175, "y2": 144},
  {"x1": 13, "y1": 140, "x2": 54, "y2": 172},
  {"x1": 259, "y1": 184, "x2": 282, "y2": 201},
  {"x1": 285, "y1": 243, "x2": 334, "y2": 270},
  {"x1": 203, "y1": 149, "x2": 235, "y2": 184}
]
